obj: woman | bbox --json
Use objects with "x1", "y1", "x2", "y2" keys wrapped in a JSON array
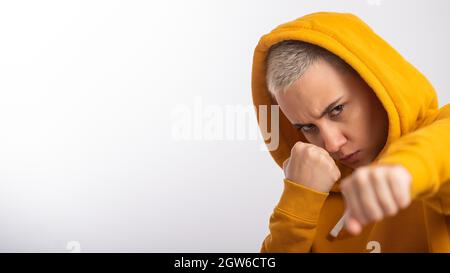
[{"x1": 251, "y1": 12, "x2": 450, "y2": 252}]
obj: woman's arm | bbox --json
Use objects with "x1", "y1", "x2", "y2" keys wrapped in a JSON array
[
  {"x1": 378, "y1": 104, "x2": 450, "y2": 212},
  {"x1": 260, "y1": 178, "x2": 328, "y2": 252}
]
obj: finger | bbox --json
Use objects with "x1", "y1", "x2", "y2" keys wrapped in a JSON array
[
  {"x1": 370, "y1": 169, "x2": 399, "y2": 217},
  {"x1": 341, "y1": 177, "x2": 368, "y2": 225},
  {"x1": 353, "y1": 170, "x2": 383, "y2": 223},
  {"x1": 387, "y1": 167, "x2": 412, "y2": 209},
  {"x1": 345, "y1": 215, "x2": 363, "y2": 236}
]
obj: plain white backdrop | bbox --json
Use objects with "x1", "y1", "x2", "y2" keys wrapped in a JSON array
[{"x1": 0, "y1": 0, "x2": 449, "y2": 252}]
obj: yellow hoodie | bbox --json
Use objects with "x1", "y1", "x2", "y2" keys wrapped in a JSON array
[{"x1": 252, "y1": 12, "x2": 450, "y2": 253}]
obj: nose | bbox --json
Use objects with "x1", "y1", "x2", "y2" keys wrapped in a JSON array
[{"x1": 320, "y1": 126, "x2": 346, "y2": 154}]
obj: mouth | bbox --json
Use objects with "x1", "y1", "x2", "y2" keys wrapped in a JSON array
[{"x1": 339, "y1": 150, "x2": 361, "y2": 164}]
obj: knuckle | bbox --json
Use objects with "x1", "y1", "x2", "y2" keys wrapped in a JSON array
[
  {"x1": 354, "y1": 168, "x2": 367, "y2": 179},
  {"x1": 353, "y1": 168, "x2": 363, "y2": 177},
  {"x1": 365, "y1": 204, "x2": 382, "y2": 221},
  {"x1": 373, "y1": 211, "x2": 383, "y2": 222},
  {"x1": 379, "y1": 198, "x2": 398, "y2": 216},
  {"x1": 291, "y1": 142, "x2": 303, "y2": 154},
  {"x1": 389, "y1": 181, "x2": 411, "y2": 209},
  {"x1": 304, "y1": 146, "x2": 316, "y2": 156},
  {"x1": 387, "y1": 206, "x2": 399, "y2": 216},
  {"x1": 399, "y1": 196, "x2": 411, "y2": 209},
  {"x1": 370, "y1": 168, "x2": 384, "y2": 180},
  {"x1": 355, "y1": 166, "x2": 368, "y2": 175},
  {"x1": 394, "y1": 165, "x2": 411, "y2": 179},
  {"x1": 356, "y1": 177, "x2": 366, "y2": 188}
]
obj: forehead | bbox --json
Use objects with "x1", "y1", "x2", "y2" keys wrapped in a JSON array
[{"x1": 276, "y1": 60, "x2": 349, "y2": 122}]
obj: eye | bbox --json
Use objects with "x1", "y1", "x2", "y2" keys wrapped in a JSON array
[
  {"x1": 300, "y1": 124, "x2": 316, "y2": 133},
  {"x1": 330, "y1": 104, "x2": 344, "y2": 117}
]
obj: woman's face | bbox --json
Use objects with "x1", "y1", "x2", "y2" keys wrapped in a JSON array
[{"x1": 274, "y1": 59, "x2": 388, "y2": 169}]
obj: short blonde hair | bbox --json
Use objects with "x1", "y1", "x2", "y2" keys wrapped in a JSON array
[{"x1": 265, "y1": 40, "x2": 356, "y2": 98}]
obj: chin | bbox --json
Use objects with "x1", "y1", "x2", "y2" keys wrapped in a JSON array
[
  {"x1": 354, "y1": 158, "x2": 371, "y2": 168},
  {"x1": 342, "y1": 162, "x2": 358, "y2": 169}
]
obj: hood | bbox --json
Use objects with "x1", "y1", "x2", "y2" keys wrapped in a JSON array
[{"x1": 251, "y1": 12, "x2": 438, "y2": 191}]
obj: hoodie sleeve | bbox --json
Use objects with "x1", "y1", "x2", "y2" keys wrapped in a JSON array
[
  {"x1": 260, "y1": 178, "x2": 329, "y2": 252},
  {"x1": 377, "y1": 105, "x2": 450, "y2": 211}
]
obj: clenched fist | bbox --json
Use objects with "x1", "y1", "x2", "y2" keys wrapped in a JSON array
[
  {"x1": 283, "y1": 142, "x2": 341, "y2": 193},
  {"x1": 340, "y1": 164, "x2": 412, "y2": 235}
]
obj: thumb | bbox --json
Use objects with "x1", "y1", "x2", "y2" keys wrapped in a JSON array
[{"x1": 345, "y1": 210, "x2": 363, "y2": 235}]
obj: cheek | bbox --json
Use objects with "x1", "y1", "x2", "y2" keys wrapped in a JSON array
[
  {"x1": 303, "y1": 133, "x2": 327, "y2": 149},
  {"x1": 346, "y1": 107, "x2": 372, "y2": 144},
  {"x1": 355, "y1": 104, "x2": 387, "y2": 155},
  {"x1": 303, "y1": 134, "x2": 318, "y2": 146}
]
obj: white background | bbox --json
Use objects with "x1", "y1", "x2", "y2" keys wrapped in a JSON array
[{"x1": 0, "y1": 0, "x2": 449, "y2": 252}]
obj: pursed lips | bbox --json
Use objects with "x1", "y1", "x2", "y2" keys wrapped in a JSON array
[{"x1": 339, "y1": 150, "x2": 359, "y2": 161}]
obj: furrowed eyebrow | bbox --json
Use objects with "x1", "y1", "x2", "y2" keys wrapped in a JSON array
[{"x1": 293, "y1": 96, "x2": 344, "y2": 129}]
